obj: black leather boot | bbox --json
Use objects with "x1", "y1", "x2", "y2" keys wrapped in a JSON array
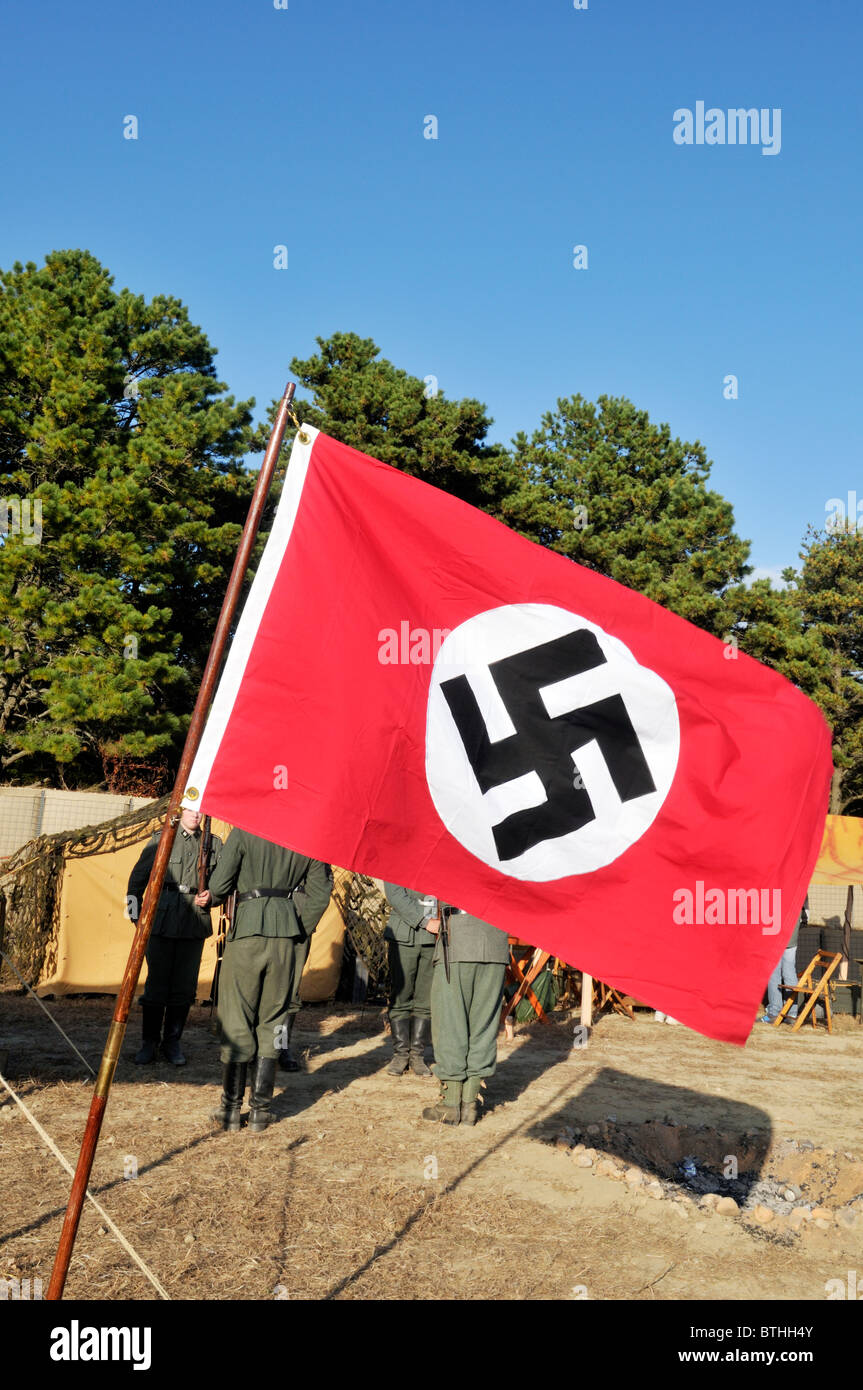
[
  {"x1": 460, "y1": 1075, "x2": 483, "y2": 1125},
  {"x1": 422, "y1": 1079, "x2": 462, "y2": 1124},
  {"x1": 161, "y1": 1005, "x2": 189, "y2": 1065},
  {"x1": 386, "y1": 1016, "x2": 411, "y2": 1075},
  {"x1": 409, "y1": 1016, "x2": 433, "y2": 1076},
  {"x1": 134, "y1": 1004, "x2": 164, "y2": 1065},
  {"x1": 248, "y1": 1056, "x2": 277, "y2": 1132},
  {"x1": 212, "y1": 1061, "x2": 248, "y2": 1131},
  {"x1": 277, "y1": 1015, "x2": 301, "y2": 1073}
]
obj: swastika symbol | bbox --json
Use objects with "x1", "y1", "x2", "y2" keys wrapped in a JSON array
[{"x1": 440, "y1": 629, "x2": 656, "y2": 860}]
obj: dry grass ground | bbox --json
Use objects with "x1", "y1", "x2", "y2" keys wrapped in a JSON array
[{"x1": 1, "y1": 992, "x2": 861, "y2": 1301}]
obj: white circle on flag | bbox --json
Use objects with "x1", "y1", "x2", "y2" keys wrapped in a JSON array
[{"x1": 425, "y1": 603, "x2": 680, "y2": 882}]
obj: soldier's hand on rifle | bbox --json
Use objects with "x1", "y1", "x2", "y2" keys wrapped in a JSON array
[{"x1": 195, "y1": 890, "x2": 211, "y2": 908}]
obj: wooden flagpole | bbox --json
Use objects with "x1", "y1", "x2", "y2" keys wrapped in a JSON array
[{"x1": 46, "y1": 382, "x2": 297, "y2": 1299}]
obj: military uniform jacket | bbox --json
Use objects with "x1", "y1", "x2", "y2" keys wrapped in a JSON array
[
  {"x1": 207, "y1": 828, "x2": 332, "y2": 940},
  {"x1": 128, "y1": 827, "x2": 223, "y2": 940},
  {"x1": 383, "y1": 883, "x2": 437, "y2": 947},
  {"x1": 433, "y1": 908, "x2": 510, "y2": 965}
]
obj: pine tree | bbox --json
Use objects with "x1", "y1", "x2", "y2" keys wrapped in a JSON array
[
  {"x1": 507, "y1": 393, "x2": 752, "y2": 633},
  {"x1": 0, "y1": 250, "x2": 259, "y2": 789},
  {"x1": 508, "y1": 392, "x2": 833, "y2": 710},
  {"x1": 786, "y1": 528, "x2": 863, "y2": 814},
  {"x1": 287, "y1": 331, "x2": 521, "y2": 516}
]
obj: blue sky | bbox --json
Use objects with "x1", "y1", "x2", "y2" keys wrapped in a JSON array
[{"x1": 2, "y1": 0, "x2": 860, "y2": 581}]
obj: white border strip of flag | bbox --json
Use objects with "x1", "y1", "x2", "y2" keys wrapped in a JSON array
[{"x1": 181, "y1": 425, "x2": 319, "y2": 809}]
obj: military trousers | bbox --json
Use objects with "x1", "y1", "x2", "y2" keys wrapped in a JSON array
[
  {"x1": 431, "y1": 961, "x2": 507, "y2": 1082},
  {"x1": 142, "y1": 936, "x2": 205, "y2": 1008},
  {"x1": 388, "y1": 939, "x2": 434, "y2": 1020},
  {"x1": 218, "y1": 935, "x2": 302, "y2": 1064}
]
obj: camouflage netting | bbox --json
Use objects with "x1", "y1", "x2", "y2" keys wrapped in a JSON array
[
  {"x1": 0, "y1": 794, "x2": 394, "y2": 1000},
  {"x1": 333, "y1": 873, "x2": 390, "y2": 1003},
  {"x1": 0, "y1": 795, "x2": 168, "y2": 987}
]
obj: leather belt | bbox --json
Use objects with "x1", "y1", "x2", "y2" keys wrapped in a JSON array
[
  {"x1": 236, "y1": 889, "x2": 294, "y2": 904},
  {"x1": 166, "y1": 883, "x2": 195, "y2": 894}
]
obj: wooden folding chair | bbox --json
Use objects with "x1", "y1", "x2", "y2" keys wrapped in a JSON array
[
  {"x1": 501, "y1": 940, "x2": 553, "y2": 1035},
  {"x1": 775, "y1": 950, "x2": 843, "y2": 1033},
  {"x1": 595, "y1": 979, "x2": 637, "y2": 1021}
]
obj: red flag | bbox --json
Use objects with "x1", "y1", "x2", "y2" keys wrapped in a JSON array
[{"x1": 184, "y1": 427, "x2": 832, "y2": 1043}]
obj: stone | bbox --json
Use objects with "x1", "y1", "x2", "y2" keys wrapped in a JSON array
[
  {"x1": 624, "y1": 1167, "x2": 644, "y2": 1186},
  {"x1": 715, "y1": 1196, "x2": 739, "y2": 1217},
  {"x1": 810, "y1": 1206, "x2": 834, "y2": 1223},
  {"x1": 837, "y1": 1208, "x2": 859, "y2": 1230},
  {"x1": 788, "y1": 1208, "x2": 808, "y2": 1230},
  {"x1": 596, "y1": 1158, "x2": 622, "y2": 1180},
  {"x1": 554, "y1": 1136, "x2": 571, "y2": 1151},
  {"x1": 671, "y1": 1203, "x2": 690, "y2": 1220},
  {"x1": 575, "y1": 1153, "x2": 594, "y2": 1169},
  {"x1": 782, "y1": 1188, "x2": 797, "y2": 1202},
  {"x1": 645, "y1": 1182, "x2": 664, "y2": 1200},
  {"x1": 183, "y1": 1233, "x2": 195, "y2": 1245},
  {"x1": 699, "y1": 1193, "x2": 720, "y2": 1211},
  {"x1": 587, "y1": 1124, "x2": 600, "y2": 1135},
  {"x1": 814, "y1": 1218, "x2": 831, "y2": 1231},
  {"x1": 753, "y1": 1205, "x2": 774, "y2": 1225},
  {"x1": 571, "y1": 1143, "x2": 585, "y2": 1155}
]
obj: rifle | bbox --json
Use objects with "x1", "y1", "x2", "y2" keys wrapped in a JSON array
[
  {"x1": 209, "y1": 890, "x2": 235, "y2": 1029},
  {"x1": 434, "y1": 897, "x2": 451, "y2": 983},
  {"x1": 196, "y1": 814, "x2": 212, "y2": 895},
  {"x1": 194, "y1": 814, "x2": 221, "y2": 1024}
]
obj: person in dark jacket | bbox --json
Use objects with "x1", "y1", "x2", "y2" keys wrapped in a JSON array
[
  {"x1": 422, "y1": 904, "x2": 510, "y2": 1126},
  {"x1": 199, "y1": 828, "x2": 332, "y2": 1132},
  {"x1": 127, "y1": 809, "x2": 222, "y2": 1066},
  {"x1": 382, "y1": 883, "x2": 436, "y2": 1077}
]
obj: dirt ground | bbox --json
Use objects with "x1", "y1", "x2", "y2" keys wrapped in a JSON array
[{"x1": 1, "y1": 991, "x2": 861, "y2": 1302}]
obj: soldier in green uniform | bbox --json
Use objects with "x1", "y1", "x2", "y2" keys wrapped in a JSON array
[
  {"x1": 422, "y1": 904, "x2": 510, "y2": 1126},
  {"x1": 198, "y1": 828, "x2": 332, "y2": 1133},
  {"x1": 127, "y1": 809, "x2": 222, "y2": 1066},
  {"x1": 382, "y1": 883, "x2": 436, "y2": 1077}
]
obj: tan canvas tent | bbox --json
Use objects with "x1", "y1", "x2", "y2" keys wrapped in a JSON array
[{"x1": 31, "y1": 812, "x2": 346, "y2": 1002}]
